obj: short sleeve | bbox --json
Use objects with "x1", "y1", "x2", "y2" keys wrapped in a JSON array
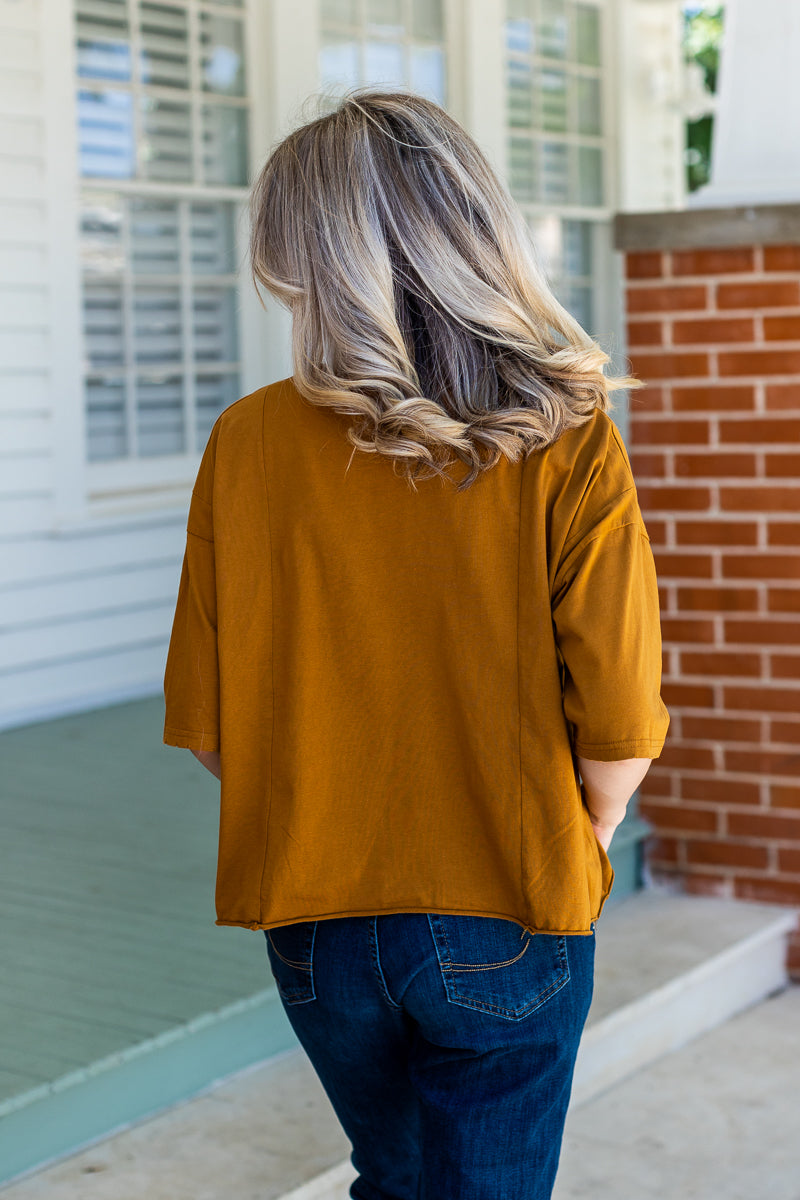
[
  {"x1": 551, "y1": 465, "x2": 670, "y2": 762},
  {"x1": 163, "y1": 432, "x2": 220, "y2": 752}
]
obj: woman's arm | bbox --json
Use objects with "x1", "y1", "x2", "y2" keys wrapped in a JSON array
[
  {"x1": 577, "y1": 755, "x2": 653, "y2": 851},
  {"x1": 191, "y1": 748, "x2": 222, "y2": 781}
]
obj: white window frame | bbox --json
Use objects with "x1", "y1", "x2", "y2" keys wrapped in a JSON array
[
  {"x1": 48, "y1": 0, "x2": 297, "y2": 532},
  {"x1": 503, "y1": 0, "x2": 618, "y2": 335}
]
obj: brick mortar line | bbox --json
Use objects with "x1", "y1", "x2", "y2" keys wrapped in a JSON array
[
  {"x1": 635, "y1": 446, "x2": 800, "y2": 454},
  {"x1": 631, "y1": 344, "x2": 800, "y2": 351},
  {"x1": 664, "y1": 674, "x2": 800, "y2": 685},
  {"x1": 655, "y1": 546, "x2": 800, "y2": 552},
  {"x1": 662, "y1": 865, "x2": 800, "y2": 880},
  {"x1": 657, "y1": 738, "x2": 800, "y2": 751},
  {"x1": 625, "y1": 275, "x2": 800, "y2": 287}
]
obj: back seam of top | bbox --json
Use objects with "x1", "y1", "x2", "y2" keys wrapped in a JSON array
[{"x1": 256, "y1": 384, "x2": 276, "y2": 924}]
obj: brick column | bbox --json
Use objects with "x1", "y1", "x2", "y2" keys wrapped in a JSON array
[{"x1": 614, "y1": 205, "x2": 800, "y2": 978}]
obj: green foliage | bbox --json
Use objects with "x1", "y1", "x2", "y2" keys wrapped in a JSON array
[{"x1": 682, "y1": 4, "x2": 724, "y2": 192}]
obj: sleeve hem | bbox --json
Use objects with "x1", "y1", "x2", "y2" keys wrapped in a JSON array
[
  {"x1": 573, "y1": 737, "x2": 666, "y2": 762},
  {"x1": 163, "y1": 725, "x2": 220, "y2": 752}
]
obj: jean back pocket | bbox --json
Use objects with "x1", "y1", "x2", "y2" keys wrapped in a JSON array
[
  {"x1": 427, "y1": 914, "x2": 570, "y2": 1021},
  {"x1": 265, "y1": 920, "x2": 318, "y2": 1005}
]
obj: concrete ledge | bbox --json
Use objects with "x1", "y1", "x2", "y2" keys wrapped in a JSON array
[
  {"x1": 0, "y1": 989, "x2": 296, "y2": 1187},
  {"x1": 571, "y1": 901, "x2": 797, "y2": 1105},
  {"x1": 614, "y1": 203, "x2": 800, "y2": 251}
]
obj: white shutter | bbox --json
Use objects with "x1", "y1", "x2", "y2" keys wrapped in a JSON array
[
  {"x1": 130, "y1": 199, "x2": 181, "y2": 274},
  {"x1": 504, "y1": 0, "x2": 608, "y2": 333},
  {"x1": 190, "y1": 202, "x2": 235, "y2": 275},
  {"x1": 139, "y1": 98, "x2": 193, "y2": 182},
  {"x1": 83, "y1": 282, "x2": 125, "y2": 368},
  {"x1": 75, "y1": 0, "x2": 248, "y2": 469},
  {"x1": 86, "y1": 377, "x2": 128, "y2": 463},
  {"x1": 139, "y1": 2, "x2": 191, "y2": 89},
  {"x1": 133, "y1": 286, "x2": 183, "y2": 364},
  {"x1": 136, "y1": 375, "x2": 185, "y2": 456},
  {"x1": 319, "y1": 0, "x2": 448, "y2": 105}
]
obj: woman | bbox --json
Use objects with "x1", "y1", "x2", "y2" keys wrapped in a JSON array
[{"x1": 163, "y1": 89, "x2": 669, "y2": 1200}]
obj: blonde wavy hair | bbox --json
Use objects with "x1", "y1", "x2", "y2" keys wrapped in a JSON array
[{"x1": 250, "y1": 88, "x2": 638, "y2": 491}]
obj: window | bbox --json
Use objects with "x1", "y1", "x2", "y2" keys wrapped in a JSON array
[
  {"x1": 74, "y1": 0, "x2": 249, "y2": 471},
  {"x1": 319, "y1": 0, "x2": 447, "y2": 106},
  {"x1": 505, "y1": 0, "x2": 608, "y2": 331}
]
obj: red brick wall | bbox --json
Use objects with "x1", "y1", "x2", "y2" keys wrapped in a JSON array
[{"x1": 622, "y1": 243, "x2": 800, "y2": 978}]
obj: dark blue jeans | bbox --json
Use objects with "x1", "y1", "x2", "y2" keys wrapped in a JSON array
[{"x1": 265, "y1": 912, "x2": 595, "y2": 1200}]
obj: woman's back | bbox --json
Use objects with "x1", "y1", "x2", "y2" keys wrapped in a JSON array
[{"x1": 164, "y1": 376, "x2": 667, "y2": 936}]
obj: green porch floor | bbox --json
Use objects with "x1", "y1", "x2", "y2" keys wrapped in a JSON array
[
  {"x1": 0, "y1": 696, "x2": 293, "y2": 1184},
  {"x1": 0, "y1": 694, "x2": 646, "y2": 1184}
]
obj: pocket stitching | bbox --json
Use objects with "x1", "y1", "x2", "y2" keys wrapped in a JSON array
[
  {"x1": 265, "y1": 924, "x2": 317, "y2": 1004},
  {"x1": 266, "y1": 931, "x2": 313, "y2": 971},
  {"x1": 446, "y1": 938, "x2": 531, "y2": 972},
  {"x1": 449, "y1": 965, "x2": 569, "y2": 1018},
  {"x1": 431, "y1": 915, "x2": 570, "y2": 1019}
]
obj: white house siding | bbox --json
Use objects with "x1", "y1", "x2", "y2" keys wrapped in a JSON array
[
  {"x1": 0, "y1": 0, "x2": 685, "y2": 733},
  {"x1": 0, "y1": 0, "x2": 193, "y2": 729}
]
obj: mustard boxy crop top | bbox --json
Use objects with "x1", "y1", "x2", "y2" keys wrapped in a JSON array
[{"x1": 163, "y1": 377, "x2": 670, "y2": 936}]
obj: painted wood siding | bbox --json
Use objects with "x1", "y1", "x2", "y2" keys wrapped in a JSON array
[{"x1": 0, "y1": 0, "x2": 186, "y2": 731}]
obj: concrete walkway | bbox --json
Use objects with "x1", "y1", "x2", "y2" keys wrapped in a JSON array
[{"x1": 1, "y1": 983, "x2": 797, "y2": 1200}]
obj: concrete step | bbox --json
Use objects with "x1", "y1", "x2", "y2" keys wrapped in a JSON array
[
  {"x1": 570, "y1": 887, "x2": 798, "y2": 1105},
  {"x1": 1, "y1": 889, "x2": 795, "y2": 1200}
]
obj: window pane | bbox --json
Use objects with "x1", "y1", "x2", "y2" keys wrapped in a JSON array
[
  {"x1": 320, "y1": 38, "x2": 361, "y2": 90},
  {"x1": 321, "y1": 0, "x2": 359, "y2": 24},
  {"x1": 575, "y1": 3, "x2": 601, "y2": 67},
  {"x1": 561, "y1": 282, "x2": 592, "y2": 329},
  {"x1": 563, "y1": 218, "x2": 593, "y2": 277},
  {"x1": 77, "y1": 38, "x2": 131, "y2": 82},
  {"x1": 577, "y1": 144, "x2": 603, "y2": 205},
  {"x1": 202, "y1": 105, "x2": 248, "y2": 185},
  {"x1": 509, "y1": 136, "x2": 535, "y2": 202},
  {"x1": 577, "y1": 75, "x2": 601, "y2": 135},
  {"x1": 200, "y1": 14, "x2": 246, "y2": 96},
  {"x1": 195, "y1": 372, "x2": 239, "y2": 448},
  {"x1": 87, "y1": 376, "x2": 128, "y2": 461},
  {"x1": 77, "y1": 89, "x2": 135, "y2": 178},
  {"x1": 538, "y1": 0, "x2": 567, "y2": 60},
  {"x1": 130, "y1": 199, "x2": 180, "y2": 274},
  {"x1": 190, "y1": 203, "x2": 236, "y2": 276},
  {"x1": 133, "y1": 287, "x2": 182, "y2": 364},
  {"x1": 139, "y1": 2, "x2": 190, "y2": 89},
  {"x1": 193, "y1": 288, "x2": 239, "y2": 363},
  {"x1": 139, "y1": 97, "x2": 193, "y2": 181},
  {"x1": 83, "y1": 282, "x2": 125, "y2": 368},
  {"x1": 411, "y1": 0, "x2": 443, "y2": 41},
  {"x1": 75, "y1": 0, "x2": 129, "y2": 41},
  {"x1": 136, "y1": 375, "x2": 185, "y2": 455},
  {"x1": 508, "y1": 59, "x2": 533, "y2": 129},
  {"x1": 527, "y1": 214, "x2": 562, "y2": 281},
  {"x1": 538, "y1": 68, "x2": 567, "y2": 132},
  {"x1": 539, "y1": 140, "x2": 569, "y2": 203},
  {"x1": 365, "y1": 0, "x2": 403, "y2": 36},
  {"x1": 364, "y1": 40, "x2": 405, "y2": 85},
  {"x1": 409, "y1": 45, "x2": 445, "y2": 103},
  {"x1": 506, "y1": 1, "x2": 534, "y2": 55},
  {"x1": 80, "y1": 192, "x2": 124, "y2": 275}
]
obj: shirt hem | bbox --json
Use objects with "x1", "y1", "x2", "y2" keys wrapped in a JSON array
[
  {"x1": 163, "y1": 725, "x2": 220, "y2": 752},
  {"x1": 214, "y1": 903, "x2": 602, "y2": 937},
  {"x1": 573, "y1": 736, "x2": 666, "y2": 761}
]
